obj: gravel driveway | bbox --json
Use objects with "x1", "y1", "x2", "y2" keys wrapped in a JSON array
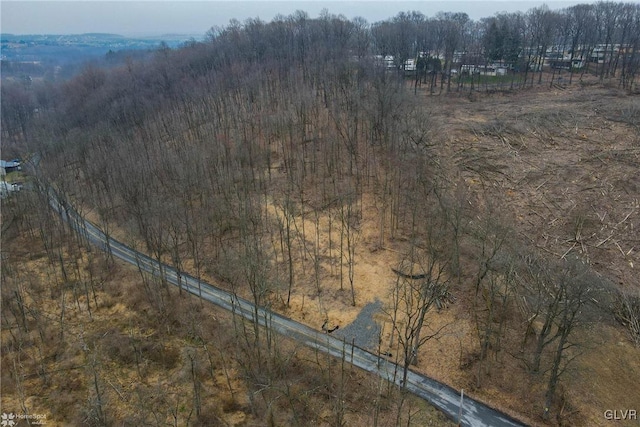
[{"x1": 334, "y1": 299, "x2": 383, "y2": 350}]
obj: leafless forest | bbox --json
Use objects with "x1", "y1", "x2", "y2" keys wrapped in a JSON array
[{"x1": 2, "y1": 3, "x2": 639, "y2": 426}]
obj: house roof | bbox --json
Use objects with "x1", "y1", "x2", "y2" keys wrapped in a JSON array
[{"x1": 0, "y1": 160, "x2": 20, "y2": 168}]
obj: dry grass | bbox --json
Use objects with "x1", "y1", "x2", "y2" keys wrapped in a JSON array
[{"x1": 0, "y1": 204, "x2": 453, "y2": 426}]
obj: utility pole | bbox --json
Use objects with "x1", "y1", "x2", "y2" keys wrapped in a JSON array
[{"x1": 458, "y1": 389, "x2": 464, "y2": 426}]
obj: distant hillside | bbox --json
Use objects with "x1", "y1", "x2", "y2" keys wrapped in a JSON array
[
  {"x1": 1, "y1": 32, "x2": 198, "y2": 47},
  {"x1": 0, "y1": 32, "x2": 202, "y2": 80}
]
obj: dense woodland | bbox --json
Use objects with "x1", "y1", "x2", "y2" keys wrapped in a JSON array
[{"x1": 2, "y1": 2, "x2": 640, "y2": 426}]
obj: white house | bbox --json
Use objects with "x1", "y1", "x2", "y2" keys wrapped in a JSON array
[
  {"x1": 1, "y1": 160, "x2": 21, "y2": 175},
  {"x1": 0, "y1": 181, "x2": 22, "y2": 197}
]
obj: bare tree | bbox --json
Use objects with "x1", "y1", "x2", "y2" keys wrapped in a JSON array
[
  {"x1": 387, "y1": 222, "x2": 452, "y2": 381},
  {"x1": 541, "y1": 257, "x2": 598, "y2": 420},
  {"x1": 469, "y1": 213, "x2": 512, "y2": 387},
  {"x1": 274, "y1": 195, "x2": 296, "y2": 306},
  {"x1": 612, "y1": 290, "x2": 640, "y2": 347},
  {"x1": 525, "y1": 5, "x2": 561, "y2": 86},
  {"x1": 338, "y1": 190, "x2": 360, "y2": 306},
  {"x1": 516, "y1": 254, "x2": 601, "y2": 419}
]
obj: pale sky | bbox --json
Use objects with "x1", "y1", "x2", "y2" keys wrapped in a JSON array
[{"x1": 1, "y1": 1, "x2": 601, "y2": 37}]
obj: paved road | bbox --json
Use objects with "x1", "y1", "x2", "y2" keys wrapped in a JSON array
[{"x1": 45, "y1": 184, "x2": 527, "y2": 427}]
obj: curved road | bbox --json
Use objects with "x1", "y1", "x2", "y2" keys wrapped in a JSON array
[{"x1": 45, "y1": 184, "x2": 526, "y2": 427}]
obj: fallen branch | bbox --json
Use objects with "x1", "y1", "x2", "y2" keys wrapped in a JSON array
[
  {"x1": 614, "y1": 240, "x2": 627, "y2": 257},
  {"x1": 107, "y1": 379, "x2": 127, "y2": 401},
  {"x1": 615, "y1": 209, "x2": 636, "y2": 229},
  {"x1": 535, "y1": 180, "x2": 548, "y2": 191},
  {"x1": 392, "y1": 268, "x2": 428, "y2": 280},
  {"x1": 561, "y1": 242, "x2": 577, "y2": 259},
  {"x1": 596, "y1": 232, "x2": 614, "y2": 248}
]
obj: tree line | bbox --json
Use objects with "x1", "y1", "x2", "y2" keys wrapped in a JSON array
[
  {"x1": 371, "y1": 2, "x2": 640, "y2": 91},
  {"x1": 3, "y1": 1, "x2": 640, "y2": 143},
  {"x1": 3, "y1": 2, "x2": 640, "y2": 142}
]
